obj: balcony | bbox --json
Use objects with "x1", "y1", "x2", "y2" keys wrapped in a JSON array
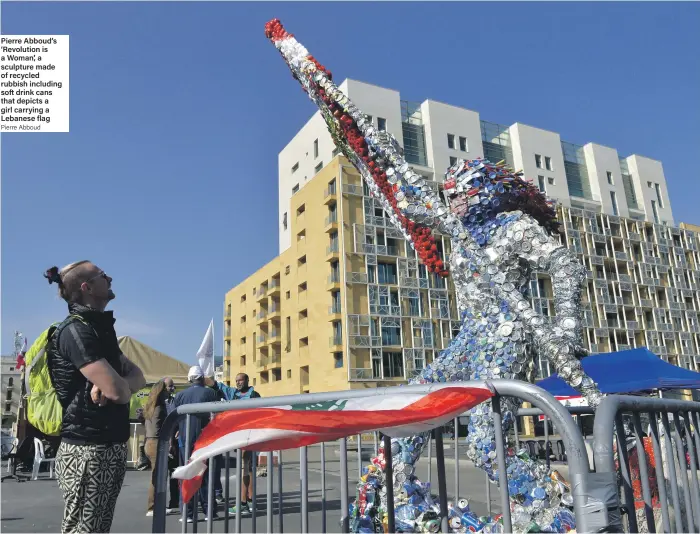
[
  {"x1": 268, "y1": 302, "x2": 281, "y2": 320},
  {"x1": 325, "y1": 214, "x2": 339, "y2": 233},
  {"x1": 329, "y1": 335, "x2": 343, "y2": 351},
  {"x1": 324, "y1": 183, "x2": 338, "y2": 205},
  {"x1": 268, "y1": 328, "x2": 281, "y2": 345},
  {"x1": 431, "y1": 307, "x2": 451, "y2": 320},
  {"x1": 256, "y1": 310, "x2": 268, "y2": 325},
  {"x1": 328, "y1": 304, "x2": 343, "y2": 321},
  {"x1": 348, "y1": 272, "x2": 368, "y2": 284},
  {"x1": 349, "y1": 368, "x2": 375, "y2": 381},
  {"x1": 256, "y1": 289, "x2": 268, "y2": 303},
  {"x1": 326, "y1": 243, "x2": 340, "y2": 261},
  {"x1": 267, "y1": 279, "x2": 281, "y2": 297},
  {"x1": 342, "y1": 183, "x2": 363, "y2": 196},
  {"x1": 224, "y1": 328, "x2": 231, "y2": 339},
  {"x1": 257, "y1": 333, "x2": 268, "y2": 345},
  {"x1": 327, "y1": 273, "x2": 341, "y2": 290}
]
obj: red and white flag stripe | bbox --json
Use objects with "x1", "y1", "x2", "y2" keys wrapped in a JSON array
[{"x1": 173, "y1": 385, "x2": 493, "y2": 503}]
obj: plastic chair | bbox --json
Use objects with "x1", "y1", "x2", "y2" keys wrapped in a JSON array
[{"x1": 32, "y1": 438, "x2": 55, "y2": 480}]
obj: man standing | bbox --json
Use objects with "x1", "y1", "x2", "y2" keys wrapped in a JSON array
[
  {"x1": 45, "y1": 261, "x2": 146, "y2": 534},
  {"x1": 174, "y1": 366, "x2": 219, "y2": 523},
  {"x1": 207, "y1": 373, "x2": 261, "y2": 516}
]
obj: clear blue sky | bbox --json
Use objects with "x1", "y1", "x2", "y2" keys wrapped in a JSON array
[{"x1": 2, "y1": 2, "x2": 698, "y2": 364}]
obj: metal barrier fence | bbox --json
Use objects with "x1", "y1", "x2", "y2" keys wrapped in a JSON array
[
  {"x1": 152, "y1": 380, "x2": 606, "y2": 533},
  {"x1": 592, "y1": 395, "x2": 700, "y2": 533}
]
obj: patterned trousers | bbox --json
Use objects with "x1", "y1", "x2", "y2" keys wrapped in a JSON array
[{"x1": 55, "y1": 442, "x2": 127, "y2": 534}]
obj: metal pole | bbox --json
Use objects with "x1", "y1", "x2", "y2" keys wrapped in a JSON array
[
  {"x1": 682, "y1": 413, "x2": 700, "y2": 532},
  {"x1": 673, "y1": 414, "x2": 695, "y2": 531},
  {"x1": 544, "y1": 414, "x2": 550, "y2": 470},
  {"x1": 647, "y1": 412, "x2": 672, "y2": 533},
  {"x1": 300, "y1": 447, "x2": 308, "y2": 533},
  {"x1": 383, "y1": 434, "x2": 395, "y2": 534},
  {"x1": 373, "y1": 432, "x2": 378, "y2": 456},
  {"x1": 514, "y1": 413, "x2": 520, "y2": 450},
  {"x1": 266, "y1": 452, "x2": 273, "y2": 534},
  {"x1": 207, "y1": 455, "x2": 214, "y2": 533},
  {"x1": 434, "y1": 430, "x2": 449, "y2": 533},
  {"x1": 340, "y1": 438, "x2": 349, "y2": 533},
  {"x1": 224, "y1": 451, "x2": 231, "y2": 533},
  {"x1": 252, "y1": 452, "x2": 257, "y2": 534},
  {"x1": 454, "y1": 416, "x2": 459, "y2": 500},
  {"x1": 321, "y1": 442, "x2": 327, "y2": 533},
  {"x1": 182, "y1": 414, "x2": 191, "y2": 533},
  {"x1": 631, "y1": 413, "x2": 655, "y2": 530},
  {"x1": 485, "y1": 471, "x2": 491, "y2": 516},
  {"x1": 277, "y1": 451, "x2": 284, "y2": 533},
  {"x1": 427, "y1": 436, "x2": 432, "y2": 486},
  {"x1": 357, "y1": 434, "x2": 362, "y2": 480},
  {"x1": 235, "y1": 449, "x2": 242, "y2": 534},
  {"x1": 492, "y1": 396, "x2": 512, "y2": 533},
  {"x1": 661, "y1": 412, "x2": 684, "y2": 531}
]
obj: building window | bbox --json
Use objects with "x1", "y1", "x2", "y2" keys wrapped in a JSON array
[
  {"x1": 287, "y1": 369, "x2": 292, "y2": 379},
  {"x1": 459, "y1": 136, "x2": 467, "y2": 152},
  {"x1": 651, "y1": 200, "x2": 660, "y2": 224},
  {"x1": 377, "y1": 117, "x2": 386, "y2": 131},
  {"x1": 298, "y1": 255, "x2": 307, "y2": 266},
  {"x1": 538, "y1": 176, "x2": 546, "y2": 192},
  {"x1": 292, "y1": 184, "x2": 299, "y2": 195},
  {"x1": 313, "y1": 139, "x2": 319, "y2": 159},
  {"x1": 8, "y1": 377, "x2": 13, "y2": 387},
  {"x1": 366, "y1": 115, "x2": 373, "y2": 124},
  {"x1": 334, "y1": 352, "x2": 343, "y2": 368},
  {"x1": 282, "y1": 212, "x2": 287, "y2": 231},
  {"x1": 606, "y1": 171, "x2": 614, "y2": 185},
  {"x1": 285, "y1": 290, "x2": 290, "y2": 299},
  {"x1": 447, "y1": 133, "x2": 455, "y2": 149},
  {"x1": 382, "y1": 351, "x2": 404, "y2": 378},
  {"x1": 610, "y1": 191, "x2": 619, "y2": 216},
  {"x1": 647, "y1": 181, "x2": 653, "y2": 188},
  {"x1": 535, "y1": 154, "x2": 543, "y2": 169},
  {"x1": 314, "y1": 162, "x2": 323, "y2": 174},
  {"x1": 292, "y1": 162, "x2": 299, "y2": 173},
  {"x1": 241, "y1": 294, "x2": 246, "y2": 303},
  {"x1": 327, "y1": 178, "x2": 336, "y2": 195},
  {"x1": 547, "y1": 177, "x2": 555, "y2": 186},
  {"x1": 377, "y1": 262, "x2": 397, "y2": 284},
  {"x1": 544, "y1": 156, "x2": 552, "y2": 171},
  {"x1": 297, "y1": 204, "x2": 305, "y2": 216},
  {"x1": 654, "y1": 183, "x2": 664, "y2": 208},
  {"x1": 449, "y1": 156, "x2": 458, "y2": 167}
]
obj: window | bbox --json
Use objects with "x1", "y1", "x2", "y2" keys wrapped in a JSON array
[
  {"x1": 298, "y1": 282, "x2": 307, "y2": 292},
  {"x1": 610, "y1": 191, "x2": 619, "y2": 216},
  {"x1": 287, "y1": 369, "x2": 292, "y2": 379},
  {"x1": 297, "y1": 229, "x2": 306, "y2": 241},
  {"x1": 651, "y1": 200, "x2": 660, "y2": 224},
  {"x1": 606, "y1": 171, "x2": 614, "y2": 185},
  {"x1": 285, "y1": 265, "x2": 290, "y2": 275},
  {"x1": 366, "y1": 115, "x2": 373, "y2": 123},
  {"x1": 381, "y1": 325, "x2": 401, "y2": 346},
  {"x1": 535, "y1": 154, "x2": 543, "y2": 169},
  {"x1": 538, "y1": 176, "x2": 546, "y2": 192},
  {"x1": 544, "y1": 156, "x2": 552, "y2": 171},
  {"x1": 377, "y1": 262, "x2": 397, "y2": 284},
  {"x1": 313, "y1": 139, "x2": 319, "y2": 159},
  {"x1": 647, "y1": 181, "x2": 652, "y2": 188},
  {"x1": 292, "y1": 184, "x2": 299, "y2": 195},
  {"x1": 377, "y1": 117, "x2": 386, "y2": 131},
  {"x1": 241, "y1": 356, "x2": 246, "y2": 367},
  {"x1": 447, "y1": 134, "x2": 455, "y2": 149},
  {"x1": 547, "y1": 177, "x2": 555, "y2": 186},
  {"x1": 298, "y1": 255, "x2": 307, "y2": 266},
  {"x1": 241, "y1": 294, "x2": 246, "y2": 303},
  {"x1": 459, "y1": 136, "x2": 467, "y2": 152},
  {"x1": 449, "y1": 156, "x2": 458, "y2": 166},
  {"x1": 8, "y1": 377, "x2": 13, "y2": 387},
  {"x1": 654, "y1": 183, "x2": 664, "y2": 208},
  {"x1": 314, "y1": 162, "x2": 323, "y2": 174},
  {"x1": 292, "y1": 162, "x2": 299, "y2": 173},
  {"x1": 327, "y1": 178, "x2": 336, "y2": 195},
  {"x1": 282, "y1": 212, "x2": 287, "y2": 230},
  {"x1": 286, "y1": 317, "x2": 291, "y2": 347},
  {"x1": 334, "y1": 352, "x2": 343, "y2": 368},
  {"x1": 297, "y1": 204, "x2": 305, "y2": 216},
  {"x1": 382, "y1": 351, "x2": 404, "y2": 378}
]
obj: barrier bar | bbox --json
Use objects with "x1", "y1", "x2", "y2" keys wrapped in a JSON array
[
  {"x1": 340, "y1": 438, "x2": 349, "y2": 533},
  {"x1": 206, "y1": 455, "x2": 214, "y2": 533},
  {"x1": 235, "y1": 449, "x2": 242, "y2": 534},
  {"x1": 277, "y1": 450, "x2": 284, "y2": 533},
  {"x1": 321, "y1": 442, "x2": 327, "y2": 533},
  {"x1": 672, "y1": 415, "x2": 695, "y2": 531},
  {"x1": 252, "y1": 451, "x2": 258, "y2": 534},
  {"x1": 646, "y1": 412, "x2": 671, "y2": 533},
  {"x1": 183, "y1": 415, "x2": 192, "y2": 532},
  {"x1": 682, "y1": 413, "x2": 700, "y2": 532},
  {"x1": 300, "y1": 446, "x2": 308, "y2": 533},
  {"x1": 614, "y1": 413, "x2": 637, "y2": 532},
  {"x1": 660, "y1": 412, "x2": 684, "y2": 532},
  {"x1": 224, "y1": 451, "x2": 231, "y2": 533},
  {"x1": 383, "y1": 434, "x2": 395, "y2": 534},
  {"x1": 434, "y1": 429, "x2": 449, "y2": 533},
  {"x1": 492, "y1": 395, "x2": 512, "y2": 533},
  {"x1": 454, "y1": 416, "x2": 459, "y2": 500},
  {"x1": 266, "y1": 452, "x2": 273, "y2": 534},
  {"x1": 631, "y1": 413, "x2": 655, "y2": 530}
]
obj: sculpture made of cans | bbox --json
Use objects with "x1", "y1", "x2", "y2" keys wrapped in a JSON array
[{"x1": 266, "y1": 19, "x2": 602, "y2": 532}]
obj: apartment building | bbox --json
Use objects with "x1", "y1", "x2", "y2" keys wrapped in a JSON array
[
  {"x1": 278, "y1": 79, "x2": 673, "y2": 253},
  {"x1": 225, "y1": 79, "x2": 692, "y2": 396},
  {"x1": 1, "y1": 356, "x2": 21, "y2": 433},
  {"x1": 225, "y1": 155, "x2": 700, "y2": 396}
]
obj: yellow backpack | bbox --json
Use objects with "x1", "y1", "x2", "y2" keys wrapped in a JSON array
[{"x1": 24, "y1": 315, "x2": 89, "y2": 436}]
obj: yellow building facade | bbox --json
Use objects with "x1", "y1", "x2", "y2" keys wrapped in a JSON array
[{"x1": 225, "y1": 156, "x2": 700, "y2": 398}]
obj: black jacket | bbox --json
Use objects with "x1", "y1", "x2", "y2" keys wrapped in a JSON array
[{"x1": 48, "y1": 303, "x2": 130, "y2": 445}]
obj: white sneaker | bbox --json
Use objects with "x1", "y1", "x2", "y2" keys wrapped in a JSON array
[
  {"x1": 146, "y1": 511, "x2": 153, "y2": 517},
  {"x1": 166, "y1": 508, "x2": 178, "y2": 515},
  {"x1": 179, "y1": 518, "x2": 194, "y2": 523}
]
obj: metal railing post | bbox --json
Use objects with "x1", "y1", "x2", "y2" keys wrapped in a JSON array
[
  {"x1": 434, "y1": 429, "x2": 449, "y2": 533},
  {"x1": 492, "y1": 395, "x2": 512, "y2": 533},
  {"x1": 340, "y1": 438, "x2": 349, "y2": 533},
  {"x1": 382, "y1": 434, "x2": 395, "y2": 534}
]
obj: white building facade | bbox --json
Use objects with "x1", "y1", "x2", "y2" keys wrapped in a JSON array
[{"x1": 278, "y1": 79, "x2": 674, "y2": 253}]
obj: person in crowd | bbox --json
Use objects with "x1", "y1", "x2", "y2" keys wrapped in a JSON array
[
  {"x1": 206, "y1": 373, "x2": 261, "y2": 517},
  {"x1": 143, "y1": 377, "x2": 179, "y2": 517},
  {"x1": 45, "y1": 261, "x2": 146, "y2": 534},
  {"x1": 173, "y1": 366, "x2": 219, "y2": 523}
]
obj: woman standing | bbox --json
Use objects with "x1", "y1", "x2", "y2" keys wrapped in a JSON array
[{"x1": 143, "y1": 378, "x2": 178, "y2": 516}]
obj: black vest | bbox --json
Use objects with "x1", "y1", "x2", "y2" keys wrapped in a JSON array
[{"x1": 48, "y1": 303, "x2": 130, "y2": 445}]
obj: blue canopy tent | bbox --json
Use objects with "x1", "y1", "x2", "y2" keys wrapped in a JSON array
[{"x1": 536, "y1": 347, "x2": 700, "y2": 396}]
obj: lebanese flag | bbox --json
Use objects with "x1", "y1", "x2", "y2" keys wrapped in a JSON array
[{"x1": 173, "y1": 384, "x2": 493, "y2": 503}]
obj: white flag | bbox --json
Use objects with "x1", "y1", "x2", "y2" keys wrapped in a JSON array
[{"x1": 197, "y1": 319, "x2": 215, "y2": 377}]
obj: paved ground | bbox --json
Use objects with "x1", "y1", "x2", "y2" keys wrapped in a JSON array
[{"x1": 1, "y1": 441, "x2": 569, "y2": 533}]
